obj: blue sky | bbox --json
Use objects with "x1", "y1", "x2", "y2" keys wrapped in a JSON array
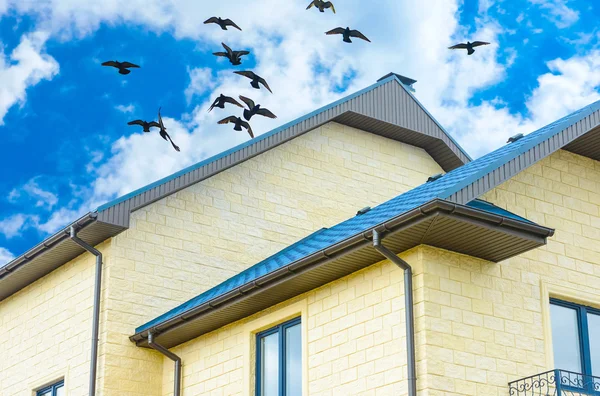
[{"x1": 0, "y1": 0, "x2": 599, "y2": 263}]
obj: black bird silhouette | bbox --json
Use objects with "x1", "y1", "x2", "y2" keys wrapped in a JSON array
[
  {"x1": 127, "y1": 119, "x2": 161, "y2": 132},
  {"x1": 157, "y1": 107, "x2": 180, "y2": 152},
  {"x1": 239, "y1": 96, "x2": 277, "y2": 121},
  {"x1": 204, "y1": 17, "x2": 242, "y2": 31},
  {"x1": 101, "y1": 61, "x2": 140, "y2": 75},
  {"x1": 326, "y1": 27, "x2": 371, "y2": 43},
  {"x1": 213, "y1": 43, "x2": 250, "y2": 66},
  {"x1": 306, "y1": 0, "x2": 336, "y2": 13},
  {"x1": 218, "y1": 116, "x2": 254, "y2": 138},
  {"x1": 448, "y1": 41, "x2": 490, "y2": 55},
  {"x1": 208, "y1": 94, "x2": 244, "y2": 112},
  {"x1": 234, "y1": 71, "x2": 273, "y2": 93}
]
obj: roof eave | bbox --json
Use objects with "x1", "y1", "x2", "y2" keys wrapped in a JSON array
[
  {"x1": 0, "y1": 212, "x2": 98, "y2": 277},
  {"x1": 130, "y1": 198, "x2": 553, "y2": 347}
]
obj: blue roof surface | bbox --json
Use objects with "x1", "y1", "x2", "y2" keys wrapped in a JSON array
[
  {"x1": 135, "y1": 97, "x2": 600, "y2": 335},
  {"x1": 466, "y1": 199, "x2": 533, "y2": 224}
]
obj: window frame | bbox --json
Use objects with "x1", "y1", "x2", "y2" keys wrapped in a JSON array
[
  {"x1": 255, "y1": 317, "x2": 302, "y2": 396},
  {"x1": 36, "y1": 380, "x2": 64, "y2": 396},
  {"x1": 551, "y1": 298, "x2": 600, "y2": 392}
]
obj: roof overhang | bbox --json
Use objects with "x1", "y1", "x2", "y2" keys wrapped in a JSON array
[
  {"x1": 563, "y1": 124, "x2": 600, "y2": 161},
  {"x1": 0, "y1": 214, "x2": 126, "y2": 301},
  {"x1": 130, "y1": 198, "x2": 553, "y2": 349}
]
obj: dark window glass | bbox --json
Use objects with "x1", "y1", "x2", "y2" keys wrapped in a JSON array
[
  {"x1": 550, "y1": 303, "x2": 583, "y2": 373},
  {"x1": 550, "y1": 299, "x2": 600, "y2": 378},
  {"x1": 256, "y1": 317, "x2": 302, "y2": 396}
]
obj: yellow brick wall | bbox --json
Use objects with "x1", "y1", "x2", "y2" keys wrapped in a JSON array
[
  {"x1": 161, "y1": 249, "x2": 421, "y2": 396},
  {"x1": 0, "y1": 240, "x2": 111, "y2": 396},
  {"x1": 415, "y1": 149, "x2": 600, "y2": 395},
  {"x1": 102, "y1": 121, "x2": 444, "y2": 395}
]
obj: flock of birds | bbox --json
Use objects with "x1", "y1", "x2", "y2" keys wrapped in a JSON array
[{"x1": 100, "y1": 0, "x2": 490, "y2": 152}]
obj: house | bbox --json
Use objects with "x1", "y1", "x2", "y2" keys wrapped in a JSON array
[{"x1": 2, "y1": 72, "x2": 600, "y2": 396}]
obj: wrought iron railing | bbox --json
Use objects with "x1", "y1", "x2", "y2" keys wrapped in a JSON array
[{"x1": 509, "y1": 369, "x2": 600, "y2": 395}]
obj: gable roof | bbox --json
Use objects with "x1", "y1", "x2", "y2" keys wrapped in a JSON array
[
  {"x1": 132, "y1": 98, "x2": 600, "y2": 346},
  {"x1": 0, "y1": 72, "x2": 470, "y2": 301},
  {"x1": 96, "y1": 73, "x2": 471, "y2": 228}
]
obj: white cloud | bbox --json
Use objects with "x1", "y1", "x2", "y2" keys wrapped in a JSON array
[
  {"x1": 527, "y1": 51, "x2": 600, "y2": 123},
  {"x1": 114, "y1": 103, "x2": 135, "y2": 113},
  {"x1": 0, "y1": 247, "x2": 15, "y2": 266},
  {"x1": 185, "y1": 67, "x2": 215, "y2": 104},
  {"x1": 35, "y1": 207, "x2": 85, "y2": 234},
  {"x1": 0, "y1": 214, "x2": 38, "y2": 238},
  {"x1": 1, "y1": 0, "x2": 599, "y2": 244},
  {"x1": 0, "y1": 30, "x2": 59, "y2": 124},
  {"x1": 529, "y1": 0, "x2": 579, "y2": 28},
  {"x1": 8, "y1": 177, "x2": 58, "y2": 210}
]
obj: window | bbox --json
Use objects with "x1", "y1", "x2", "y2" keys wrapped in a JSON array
[
  {"x1": 550, "y1": 299, "x2": 600, "y2": 377},
  {"x1": 36, "y1": 380, "x2": 64, "y2": 396},
  {"x1": 256, "y1": 317, "x2": 302, "y2": 396}
]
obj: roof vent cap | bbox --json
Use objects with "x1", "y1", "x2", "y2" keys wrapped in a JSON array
[
  {"x1": 427, "y1": 173, "x2": 444, "y2": 183},
  {"x1": 356, "y1": 206, "x2": 371, "y2": 216},
  {"x1": 377, "y1": 72, "x2": 417, "y2": 92},
  {"x1": 507, "y1": 133, "x2": 524, "y2": 143}
]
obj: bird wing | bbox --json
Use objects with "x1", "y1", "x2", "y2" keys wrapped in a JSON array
[
  {"x1": 222, "y1": 42, "x2": 233, "y2": 56},
  {"x1": 324, "y1": 1, "x2": 336, "y2": 13},
  {"x1": 256, "y1": 108, "x2": 277, "y2": 119},
  {"x1": 223, "y1": 96, "x2": 244, "y2": 108},
  {"x1": 257, "y1": 76, "x2": 273, "y2": 93},
  {"x1": 240, "y1": 120, "x2": 254, "y2": 138},
  {"x1": 234, "y1": 70, "x2": 256, "y2": 80},
  {"x1": 101, "y1": 61, "x2": 118, "y2": 67},
  {"x1": 218, "y1": 116, "x2": 239, "y2": 125},
  {"x1": 326, "y1": 28, "x2": 346, "y2": 35},
  {"x1": 148, "y1": 121, "x2": 161, "y2": 128},
  {"x1": 236, "y1": 50, "x2": 250, "y2": 56},
  {"x1": 204, "y1": 17, "x2": 219, "y2": 24},
  {"x1": 127, "y1": 120, "x2": 145, "y2": 126},
  {"x1": 158, "y1": 107, "x2": 165, "y2": 129},
  {"x1": 306, "y1": 1, "x2": 316, "y2": 10},
  {"x1": 213, "y1": 52, "x2": 228, "y2": 57},
  {"x1": 349, "y1": 30, "x2": 371, "y2": 42},
  {"x1": 448, "y1": 43, "x2": 468, "y2": 49},
  {"x1": 223, "y1": 18, "x2": 242, "y2": 31},
  {"x1": 120, "y1": 62, "x2": 140, "y2": 68},
  {"x1": 208, "y1": 97, "x2": 219, "y2": 112},
  {"x1": 471, "y1": 41, "x2": 490, "y2": 47},
  {"x1": 238, "y1": 95, "x2": 255, "y2": 109}
]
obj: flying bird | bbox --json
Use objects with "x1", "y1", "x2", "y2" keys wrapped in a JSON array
[
  {"x1": 213, "y1": 43, "x2": 250, "y2": 66},
  {"x1": 101, "y1": 61, "x2": 140, "y2": 75},
  {"x1": 157, "y1": 107, "x2": 180, "y2": 152},
  {"x1": 127, "y1": 119, "x2": 160, "y2": 132},
  {"x1": 306, "y1": 0, "x2": 336, "y2": 13},
  {"x1": 448, "y1": 41, "x2": 490, "y2": 55},
  {"x1": 239, "y1": 96, "x2": 277, "y2": 121},
  {"x1": 234, "y1": 71, "x2": 273, "y2": 93},
  {"x1": 325, "y1": 27, "x2": 371, "y2": 43},
  {"x1": 208, "y1": 94, "x2": 244, "y2": 112},
  {"x1": 218, "y1": 116, "x2": 254, "y2": 138},
  {"x1": 204, "y1": 17, "x2": 242, "y2": 31}
]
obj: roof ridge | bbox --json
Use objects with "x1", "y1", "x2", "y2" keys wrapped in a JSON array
[{"x1": 436, "y1": 98, "x2": 600, "y2": 200}]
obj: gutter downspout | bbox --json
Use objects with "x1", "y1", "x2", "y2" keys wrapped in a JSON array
[
  {"x1": 372, "y1": 230, "x2": 417, "y2": 396},
  {"x1": 148, "y1": 332, "x2": 182, "y2": 396},
  {"x1": 69, "y1": 226, "x2": 103, "y2": 396}
]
